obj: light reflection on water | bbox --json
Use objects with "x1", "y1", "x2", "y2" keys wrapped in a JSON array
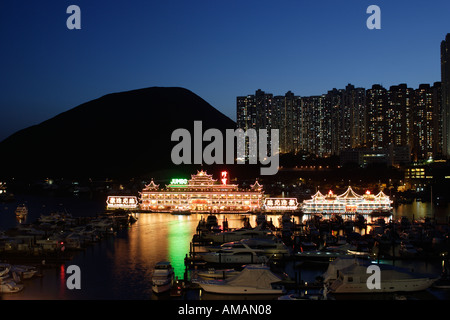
[
  {"x1": 1, "y1": 198, "x2": 450, "y2": 300},
  {"x1": 394, "y1": 200, "x2": 449, "y2": 223}
]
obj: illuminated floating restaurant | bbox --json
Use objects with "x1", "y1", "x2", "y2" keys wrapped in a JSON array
[
  {"x1": 139, "y1": 170, "x2": 265, "y2": 213},
  {"x1": 301, "y1": 186, "x2": 393, "y2": 217}
]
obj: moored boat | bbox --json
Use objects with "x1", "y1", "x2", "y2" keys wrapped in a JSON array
[
  {"x1": 197, "y1": 264, "x2": 285, "y2": 295},
  {"x1": 0, "y1": 280, "x2": 24, "y2": 293},
  {"x1": 151, "y1": 261, "x2": 175, "y2": 294},
  {"x1": 202, "y1": 226, "x2": 274, "y2": 243},
  {"x1": 195, "y1": 268, "x2": 241, "y2": 279},
  {"x1": 328, "y1": 263, "x2": 438, "y2": 293},
  {"x1": 198, "y1": 248, "x2": 268, "y2": 265},
  {"x1": 206, "y1": 238, "x2": 290, "y2": 256}
]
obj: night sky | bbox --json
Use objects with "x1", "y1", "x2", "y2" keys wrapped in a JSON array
[{"x1": 1, "y1": 0, "x2": 450, "y2": 141}]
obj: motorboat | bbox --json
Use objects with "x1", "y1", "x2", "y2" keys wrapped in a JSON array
[
  {"x1": 206, "y1": 238, "x2": 290, "y2": 256},
  {"x1": 88, "y1": 218, "x2": 114, "y2": 233},
  {"x1": 1, "y1": 263, "x2": 39, "y2": 280},
  {"x1": 151, "y1": 261, "x2": 175, "y2": 294},
  {"x1": 203, "y1": 226, "x2": 274, "y2": 243},
  {"x1": 0, "y1": 266, "x2": 24, "y2": 293},
  {"x1": 0, "y1": 279, "x2": 24, "y2": 293},
  {"x1": 197, "y1": 264, "x2": 285, "y2": 294},
  {"x1": 194, "y1": 268, "x2": 241, "y2": 279},
  {"x1": 328, "y1": 263, "x2": 438, "y2": 293},
  {"x1": 322, "y1": 257, "x2": 365, "y2": 284},
  {"x1": 63, "y1": 232, "x2": 84, "y2": 250},
  {"x1": 198, "y1": 248, "x2": 268, "y2": 264},
  {"x1": 295, "y1": 243, "x2": 371, "y2": 263}
]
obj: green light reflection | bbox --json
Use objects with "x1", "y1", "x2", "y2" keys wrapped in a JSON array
[{"x1": 168, "y1": 216, "x2": 195, "y2": 279}]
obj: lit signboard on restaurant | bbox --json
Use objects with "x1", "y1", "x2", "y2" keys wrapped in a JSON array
[
  {"x1": 106, "y1": 196, "x2": 139, "y2": 210},
  {"x1": 264, "y1": 198, "x2": 299, "y2": 211},
  {"x1": 170, "y1": 178, "x2": 188, "y2": 185},
  {"x1": 221, "y1": 171, "x2": 228, "y2": 185}
]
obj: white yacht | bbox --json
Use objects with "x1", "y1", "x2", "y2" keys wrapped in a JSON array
[
  {"x1": 296, "y1": 243, "x2": 372, "y2": 263},
  {"x1": 203, "y1": 226, "x2": 274, "y2": 243},
  {"x1": 329, "y1": 263, "x2": 438, "y2": 293},
  {"x1": 151, "y1": 261, "x2": 175, "y2": 294},
  {"x1": 198, "y1": 247, "x2": 268, "y2": 264},
  {"x1": 198, "y1": 264, "x2": 285, "y2": 295},
  {"x1": 322, "y1": 256, "x2": 364, "y2": 284},
  {"x1": 194, "y1": 268, "x2": 241, "y2": 279},
  {"x1": 207, "y1": 238, "x2": 290, "y2": 256}
]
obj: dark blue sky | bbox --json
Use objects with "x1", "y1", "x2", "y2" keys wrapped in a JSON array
[{"x1": 1, "y1": 0, "x2": 450, "y2": 141}]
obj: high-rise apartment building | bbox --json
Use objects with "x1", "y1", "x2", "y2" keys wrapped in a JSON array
[
  {"x1": 387, "y1": 84, "x2": 414, "y2": 149},
  {"x1": 300, "y1": 95, "x2": 329, "y2": 157},
  {"x1": 273, "y1": 91, "x2": 301, "y2": 154},
  {"x1": 237, "y1": 80, "x2": 443, "y2": 163},
  {"x1": 366, "y1": 84, "x2": 388, "y2": 150},
  {"x1": 441, "y1": 33, "x2": 450, "y2": 157},
  {"x1": 413, "y1": 82, "x2": 443, "y2": 160}
]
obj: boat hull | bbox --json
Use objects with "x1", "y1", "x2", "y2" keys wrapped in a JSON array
[
  {"x1": 0, "y1": 282, "x2": 24, "y2": 293},
  {"x1": 152, "y1": 282, "x2": 172, "y2": 294},
  {"x1": 199, "y1": 282, "x2": 284, "y2": 295},
  {"x1": 199, "y1": 252, "x2": 267, "y2": 264},
  {"x1": 330, "y1": 278, "x2": 437, "y2": 293}
]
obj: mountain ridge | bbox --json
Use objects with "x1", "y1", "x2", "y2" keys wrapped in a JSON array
[{"x1": 0, "y1": 87, "x2": 237, "y2": 179}]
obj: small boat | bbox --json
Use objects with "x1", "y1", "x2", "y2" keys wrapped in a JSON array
[
  {"x1": 197, "y1": 264, "x2": 285, "y2": 295},
  {"x1": 151, "y1": 261, "x2": 175, "y2": 294},
  {"x1": 11, "y1": 265, "x2": 38, "y2": 279},
  {"x1": 0, "y1": 279, "x2": 24, "y2": 293},
  {"x1": 207, "y1": 238, "x2": 290, "y2": 256}
]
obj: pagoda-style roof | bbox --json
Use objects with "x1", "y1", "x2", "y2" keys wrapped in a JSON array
[
  {"x1": 188, "y1": 170, "x2": 217, "y2": 185},
  {"x1": 143, "y1": 179, "x2": 160, "y2": 191},
  {"x1": 311, "y1": 190, "x2": 326, "y2": 200},
  {"x1": 374, "y1": 191, "x2": 390, "y2": 200},
  {"x1": 250, "y1": 180, "x2": 263, "y2": 191},
  {"x1": 337, "y1": 186, "x2": 363, "y2": 199}
]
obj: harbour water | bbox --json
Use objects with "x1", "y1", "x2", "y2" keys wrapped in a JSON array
[{"x1": 1, "y1": 194, "x2": 450, "y2": 300}]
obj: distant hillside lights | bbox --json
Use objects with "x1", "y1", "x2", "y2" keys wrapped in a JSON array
[{"x1": 171, "y1": 121, "x2": 279, "y2": 175}]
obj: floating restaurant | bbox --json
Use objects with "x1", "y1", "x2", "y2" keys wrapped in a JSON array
[
  {"x1": 301, "y1": 186, "x2": 393, "y2": 217},
  {"x1": 139, "y1": 170, "x2": 265, "y2": 213}
]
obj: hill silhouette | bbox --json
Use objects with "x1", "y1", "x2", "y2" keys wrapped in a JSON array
[{"x1": 0, "y1": 87, "x2": 239, "y2": 179}]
